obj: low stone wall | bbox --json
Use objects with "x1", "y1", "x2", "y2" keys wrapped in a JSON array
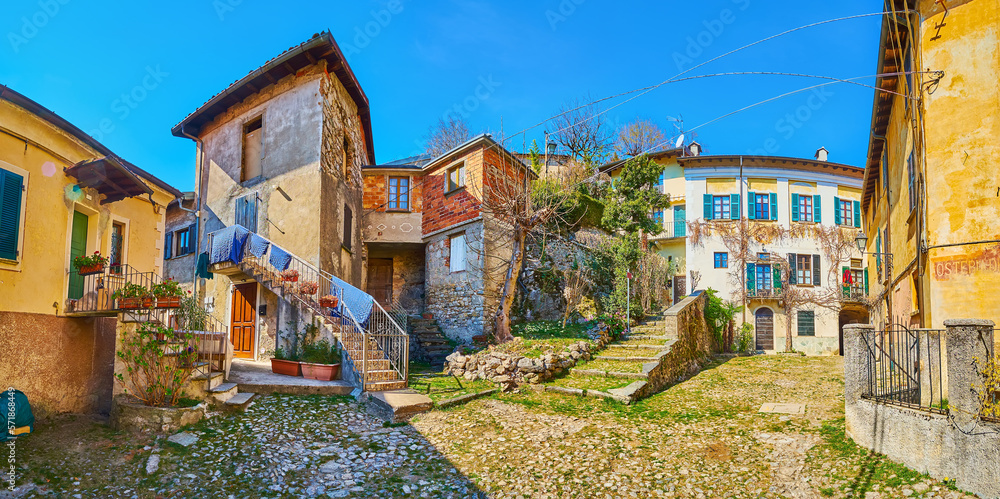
[
  {"x1": 110, "y1": 395, "x2": 207, "y2": 433},
  {"x1": 445, "y1": 323, "x2": 612, "y2": 387},
  {"x1": 844, "y1": 321, "x2": 1000, "y2": 498}
]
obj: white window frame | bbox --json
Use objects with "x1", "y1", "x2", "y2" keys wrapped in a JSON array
[{"x1": 449, "y1": 233, "x2": 467, "y2": 273}]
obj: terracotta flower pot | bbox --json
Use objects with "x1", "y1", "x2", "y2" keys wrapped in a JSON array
[
  {"x1": 142, "y1": 297, "x2": 155, "y2": 308},
  {"x1": 157, "y1": 296, "x2": 181, "y2": 308},
  {"x1": 119, "y1": 297, "x2": 142, "y2": 309},
  {"x1": 270, "y1": 359, "x2": 302, "y2": 377},
  {"x1": 300, "y1": 362, "x2": 340, "y2": 381},
  {"x1": 77, "y1": 264, "x2": 105, "y2": 276},
  {"x1": 318, "y1": 296, "x2": 339, "y2": 308}
]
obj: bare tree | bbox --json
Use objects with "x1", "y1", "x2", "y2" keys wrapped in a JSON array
[
  {"x1": 425, "y1": 116, "x2": 472, "y2": 157},
  {"x1": 551, "y1": 96, "x2": 613, "y2": 164},
  {"x1": 615, "y1": 119, "x2": 666, "y2": 158}
]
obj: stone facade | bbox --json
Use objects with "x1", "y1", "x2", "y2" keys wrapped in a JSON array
[
  {"x1": 163, "y1": 198, "x2": 197, "y2": 295},
  {"x1": 425, "y1": 221, "x2": 486, "y2": 343}
]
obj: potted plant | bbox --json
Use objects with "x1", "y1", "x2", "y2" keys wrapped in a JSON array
[
  {"x1": 151, "y1": 279, "x2": 184, "y2": 308},
  {"x1": 73, "y1": 251, "x2": 109, "y2": 276},
  {"x1": 318, "y1": 294, "x2": 339, "y2": 308},
  {"x1": 269, "y1": 346, "x2": 301, "y2": 376},
  {"x1": 113, "y1": 283, "x2": 153, "y2": 309},
  {"x1": 281, "y1": 269, "x2": 299, "y2": 282},
  {"x1": 300, "y1": 339, "x2": 341, "y2": 381},
  {"x1": 297, "y1": 281, "x2": 319, "y2": 296}
]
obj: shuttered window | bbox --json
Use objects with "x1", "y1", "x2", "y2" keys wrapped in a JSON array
[
  {"x1": 754, "y1": 193, "x2": 770, "y2": 220},
  {"x1": 798, "y1": 195, "x2": 813, "y2": 222},
  {"x1": 797, "y1": 311, "x2": 815, "y2": 336},
  {"x1": 0, "y1": 168, "x2": 25, "y2": 261},
  {"x1": 450, "y1": 233, "x2": 466, "y2": 272},
  {"x1": 712, "y1": 195, "x2": 731, "y2": 220},
  {"x1": 234, "y1": 194, "x2": 259, "y2": 233}
]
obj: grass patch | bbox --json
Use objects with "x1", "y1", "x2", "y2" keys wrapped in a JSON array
[
  {"x1": 512, "y1": 320, "x2": 593, "y2": 340},
  {"x1": 575, "y1": 358, "x2": 646, "y2": 374},
  {"x1": 600, "y1": 347, "x2": 663, "y2": 358},
  {"x1": 548, "y1": 375, "x2": 635, "y2": 392},
  {"x1": 409, "y1": 362, "x2": 496, "y2": 403}
]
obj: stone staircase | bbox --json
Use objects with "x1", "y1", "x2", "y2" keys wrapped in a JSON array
[
  {"x1": 164, "y1": 342, "x2": 257, "y2": 411},
  {"x1": 565, "y1": 313, "x2": 677, "y2": 391},
  {"x1": 408, "y1": 317, "x2": 452, "y2": 365}
]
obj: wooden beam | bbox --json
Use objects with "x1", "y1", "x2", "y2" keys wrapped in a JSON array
[{"x1": 304, "y1": 51, "x2": 316, "y2": 64}]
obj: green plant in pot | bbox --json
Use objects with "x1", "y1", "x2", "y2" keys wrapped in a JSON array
[
  {"x1": 113, "y1": 282, "x2": 153, "y2": 309},
  {"x1": 73, "y1": 251, "x2": 109, "y2": 276},
  {"x1": 151, "y1": 279, "x2": 184, "y2": 308},
  {"x1": 268, "y1": 322, "x2": 306, "y2": 376},
  {"x1": 300, "y1": 338, "x2": 342, "y2": 381}
]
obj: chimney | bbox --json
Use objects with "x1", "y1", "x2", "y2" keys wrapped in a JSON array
[
  {"x1": 815, "y1": 147, "x2": 829, "y2": 162},
  {"x1": 688, "y1": 141, "x2": 702, "y2": 157}
]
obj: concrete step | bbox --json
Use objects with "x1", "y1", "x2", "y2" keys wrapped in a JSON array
[
  {"x1": 365, "y1": 390, "x2": 433, "y2": 423},
  {"x1": 354, "y1": 359, "x2": 391, "y2": 371},
  {"x1": 224, "y1": 392, "x2": 256, "y2": 411},
  {"x1": 364, "y1": 380, "x2": 408, "y2": 392},
  {"x1": 191, "y1": 371, "x2": 225, "y2": 390}
]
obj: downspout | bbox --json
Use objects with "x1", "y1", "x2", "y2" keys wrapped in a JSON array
[
  {"x1": 740, "y1": 155, "x2": 746, "y2": 326},
  {"x1": 178, "y1": 124, "x2": 206, "y2": 303}
]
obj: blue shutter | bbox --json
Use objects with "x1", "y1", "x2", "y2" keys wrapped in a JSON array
[
  {"x1": 834, "y1": 197, "x2": 842, "y2": 225},
  {"x1": 853, "y1": 200, "x2": 861, "y2": 228},
  {"x1": 791, "y1": 193, "x2": 800, "y2": 222},
  {"x1": 769, "y1": 192, "x2": 778, "y2": 221},
  {"x1": 187, "y1": 221, "x2": 198, "y2": 254},
  {"x1": 813, "y1": 195, "x2": 822, "y2": 224},
  {"x1": 730, "y1": 193, "x2": 740, "y2": 220},
  {"x1": 747, "y1": 191, "x2": 756, "y2": 220},
  {"x1": 0, "y1": 170, "x2": 24, "y2": 261},
  {"x1": 746, "y1": 262, "x2": 755, "y2": 291},
  {"x1": 703, "y1": 194, "x2": 713, "y2": 220},
  {"x1": 164, "y1": 232, "x2": 173, "y2": 259},
  {"x1": 813, "y1": 254, "x2": 821, "y2": 285}
]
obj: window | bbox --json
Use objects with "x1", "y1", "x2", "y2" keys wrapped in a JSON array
[
  {"x1": 447, "y1": 162, "x2": 465, "y2": 192},
  {"x1": 651, "y1": 209, "x2": 664, "y2": 227},
  {"x1": 654, "y1": 171, "x2": 664, "y2": 191},
  {"x1": 756, "y1": 264, "x2": 772, "y2": 290},
  {"x1": 110, "y1": 222, "x2": 125, "y2": 272},
  {"x1": 343, "y1": 205, "x2": 353, "y2": 251},
  {"x1": 797, "y1": 311, "x2": 815, "y2": 336},
  {"x1": 388, "y1": 176, "x2": 410, "y2": 211},
  {"x1": 234, "y1": 193, "x2": 259, "y2": 233},
  {"x1": 713, "y1": 195, "x2": 731, "y2": 220},
  {"x1": 907, "y1": 150, "x2": 917, "y2": 211},
  {"x1": 796, "y1": 254, "x2": 812, "y2": 285},
  {"x1": 797, "y1": 194, "x2": 813, "y2": 222},
  {"x1": 0, "y1": 167, "x2": 25, "y2": 261},
  {"x1": 449, "y1": 233, "x2": 466, "y2": 272},
  {"x1": 714, "y1": 252, "x2": 728, "y2": 269},
  {"x1": 242, "y1": 116, "x2": 263, "y2": 181},
  {"x1": 838, "y1": 198, "x2": 853, "y2": 227},
  {"x1": 165, "y1": 224, "x2": 195, "y2": 260},
  {"x1": 754, "y1": 193, "x2": 771, "y2": 220}
]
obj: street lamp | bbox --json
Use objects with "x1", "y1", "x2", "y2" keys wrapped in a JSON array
[{"x1": 854, "y1": 229, "x2": 868, "y2": 254}]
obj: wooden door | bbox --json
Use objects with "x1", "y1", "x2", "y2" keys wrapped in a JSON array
[
  {"x1": 673, "y1": 275, "x2": 686, "y2": 305},
  {"x1": 367, "y1": 258, "x2": 393, "y2": 306},
  {"x1": 230, "y1": 283, "x2": 257, "y2": 358},
  {"x1": 68, "y1": 211, "x2": 88, "y2": 299},
  {"x1": 755, "y1": 308, "x2": 774, "y2": 350}
]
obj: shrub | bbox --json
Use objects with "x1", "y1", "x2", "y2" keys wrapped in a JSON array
[
  {"x1": 114, "y1": 323, "x2": 197, "y2": 407},
  {"x1": 302, "y1": 339, "x2": 341, "y2": 365},
  {"x1": 735, "y1": 322, "x2": 755, "y2": 353}
]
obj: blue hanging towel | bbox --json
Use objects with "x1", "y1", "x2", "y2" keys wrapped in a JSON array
[
  {"x1": 327, "y1": 275, "x2": 374, "y2": 327},
  {"x1": 209, "y1": 225, "x2": 250, "y2": 264},
  {"x1": 269, "y1": 244, "x2": 292, "y2": 271},
  {"x1": 248, "y1": 233, "x2": 270, "y2": 258}
]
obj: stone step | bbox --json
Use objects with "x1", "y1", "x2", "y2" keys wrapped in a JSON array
[
  {"x1": 608, "y1": 343, "x2": 669, "y2": 351},
  {"x1": 594, "y1": 355, "x2": 660, "y2": 362},
  {"x1": 191, "y1": 371, "x2": 224, "y2": 390},
  {"x1": 602, "y1": 346, "x2": 663, "y2": 358},
  {"x1": 569, "y1": 368, "x2": 648, "y2": 380},
  {"x1": 418, "y1": 338, "x2": 449, "y2": 346},
  {"x1": 364, "y1": 370, "x2": 401, "y2": 382},
  {"x1": 208, "y1": 382, "x2": 239, "y2": 404},
  {"x1": 223, "y1": 392, "x2": 256, "y2": 411},
  {"x1": 365, "y1": 390, "x2": 433, "y2": 423},
  {"x1": 364, "y1": 380, "x2": 408, "y2": 392}
]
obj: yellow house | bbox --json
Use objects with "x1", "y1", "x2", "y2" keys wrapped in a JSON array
[
  {"x1": 0, "y1": 85, "x2": 179, "y2": 415},
  {"x1": 860, "y1": 0, "x2": 1000, "y2": 334}
]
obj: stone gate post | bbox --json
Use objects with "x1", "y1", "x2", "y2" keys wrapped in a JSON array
[{"x1": 944, "y1": 319, "x2": 995, "y2": 425}]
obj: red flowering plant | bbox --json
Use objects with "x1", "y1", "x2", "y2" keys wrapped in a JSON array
[{"x1": 73, "y1": 251, "x2": 109, "y2": 270}]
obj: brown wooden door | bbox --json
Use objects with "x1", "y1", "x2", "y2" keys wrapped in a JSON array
[
  {"x1": 673, "y1": 275, "x2": 686, "y2": 305},
  {"x1": 231, "y1": 283, "x2": 257, "y2": 358},
  {"x1": 367, "y1": 258, "x2": 393, "y2": 306},
  {"x1": 755, "y1": 308, "x2": 774, "y2": 350}
]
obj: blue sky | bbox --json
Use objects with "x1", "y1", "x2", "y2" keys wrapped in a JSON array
[{"x1": 1, "y1": 0, "x2": 883, "y2": 191}]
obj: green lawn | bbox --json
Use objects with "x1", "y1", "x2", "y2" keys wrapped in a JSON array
[
  {"x1": 490, "y1": 320, "x2": 596, "y2": 358},
  {"x1": 409, "y1": 361, "x2": 496, "y2": 403}
]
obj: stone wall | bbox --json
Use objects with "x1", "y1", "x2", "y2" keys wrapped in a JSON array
[
  {"x1": 425, "y1": 221, "x2": 486, "y2": 343},
  {"x1": 367, "y1": 245, "x2": 425, "y2": 316},
  {"x1": 514, "y1": 235, "x2": 592, "y2": 323},
  {"x1": 843, "y1": 321, "x2": 1000, "y2": 499},
  {"x1": 634, "y1": 292, "x2": 716, "y2": 400}
]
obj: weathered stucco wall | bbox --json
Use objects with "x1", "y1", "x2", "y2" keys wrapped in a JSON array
[
  {"x1": 367, "y1": 245, "x2": 425, "y2": 315},
  {"x1": 0, "y1": 312, "x2": 116, "y2": 415},
  {"x1": 163, "y1": 202, "x2": 197, "y2": 293}
]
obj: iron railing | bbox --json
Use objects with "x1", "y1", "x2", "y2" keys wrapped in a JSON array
[
  {"x1": 862, "y1": 325, "x2": 946, "y2": 413},
  {"x1": 841, "y1": 284, "x2": 867, "y2": 302},
  {"x1": 207, "y1": 226, "x2": 409, "y2": 390},
  {"x1": 66, "y1": 264, "x2": 161, "y2": 315}
]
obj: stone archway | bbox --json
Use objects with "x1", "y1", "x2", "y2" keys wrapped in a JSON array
[{"x1": 838, "y1": 309, "x2": 869, "y2": 355}]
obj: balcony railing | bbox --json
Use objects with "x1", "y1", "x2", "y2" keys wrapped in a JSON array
[
  {"x1": 842, "y1": 286, "x2": 867, "y2": 302},
  {"x1": 748, "y1": 287, "x2": 777, "y2": 299},
  {"x1": 651, "y1": 220, "x2": 687, "y2": 239},
  {"x1": 66, "y1": 264, "x2": 160, "y2": 316}
]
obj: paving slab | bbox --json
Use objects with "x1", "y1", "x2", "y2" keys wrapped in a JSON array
[{"x1": 758, "y1": 402, "x2": 806, "y2": 414}]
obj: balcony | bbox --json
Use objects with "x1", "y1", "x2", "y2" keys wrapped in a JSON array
[
  {"x1": 748, "y1": 288, "x2": 778, "y2": 300},
  {"x1": 64, "y1": 264, "x2": 167, "y2": 317},
  {"x1": 650, "y1": 220, "x2": 687, "y2": 240},
  {"x1": 841, "y1": 287, "x2": 868, "y2": 303}
]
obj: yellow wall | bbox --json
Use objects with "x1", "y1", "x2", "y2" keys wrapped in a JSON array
[
  {"x1": 0, "y1": 100, "x2": 172, "y2": 316},
  {"x1": 787, "y1": 181, "x2": 817, "y2": 195},
  {"x1": 837, "y1": 186, "x2": 861, "y2": 199},
  {"x1": 747, "y1": 178, "x2": 777, "y2": 191},
  {"x1": 706, "y1": 178, "x2": 737, "y2": 194}
]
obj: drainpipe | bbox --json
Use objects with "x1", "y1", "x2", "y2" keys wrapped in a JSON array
[
  {"x1": 740, "y1": 155, "x2": 746, "y2": 326},
  {"x1": 178, "y1": 124, "x2": 206, "y2": 303}
]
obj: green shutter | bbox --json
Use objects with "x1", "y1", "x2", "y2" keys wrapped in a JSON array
[
  {"x1": 876, "y1": 232, "x2": 882, "y2": 269},
  {"x1": 773, "y1": 264, "x2": 782, "y2": 290},
  {"x1": 834, "y1": 197, "x2": 842, "y2": 225},
  {"x1": 188, "y1": 221, "x2": 198, "y2": 254},
  {"x1": 164, "y1": 232, "x2": 173, "y2": 259},
  {"x1": 853, "y1": 200, "x2": 861, "y2": 228},
  {"x1": 864, "y1": 267, "x2": 869, "y2": 294},
  {"x1": 730, "y1": 193, "x2": 740, "y2": 220},
  {"x1": 791, "y1": 193, "x2": 799, "y2": 222},
  {"x1": 0, "y1": 170, "x2": 24, "y2": 260},
  {"x1": 812, "y1": 254, "x2": 821, "y2": 286},
  {"x1": 769, "y1": 192, "x2": 778, "y2": 221},
  {"x1": 842, "y1": 266, "x2": 851, "y2": 296},
  {"x1": 747, "y1": 191, "x2": 755, "y2": 220},
  {"x1": 703, "y1": 194, "x2": 713, "y2": 220},
  {"x1": 813, "y1": 195, "x2": 822, "y2": 224},
  {"x1": 746, "y1": 262, "x2": 755, "y2": 291},
  {"x1": 788, "y1": 253, "x2": 797, "y2": 285}
]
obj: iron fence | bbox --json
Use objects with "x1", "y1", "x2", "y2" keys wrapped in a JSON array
[{"x1": 862, "y1": 325, "x2": 946, "y2": 413}]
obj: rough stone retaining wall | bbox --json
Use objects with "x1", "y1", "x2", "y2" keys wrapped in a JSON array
[{"x1": 445, "y1": 323, "x2": 612, "y2": 387}]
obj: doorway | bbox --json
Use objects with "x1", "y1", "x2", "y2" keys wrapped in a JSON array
[
  {"x1": 673, "y1": 275, "x2": 686, "y2": 305},
  {"x1": 68, "y1": 210, "x2": 88, "y2": 300},
  {"x1": 755, "y1": 307, "x2": 774, "y2": 350},
  {"x1": 367, "y1": 258, "x2": 393, "y2": 306},
  {"x1": 230, "y1": 283, "x2": 257, "y2": 359},
  {"x1": 838, "y1": 310, "x2": 869, "y2": 356}
]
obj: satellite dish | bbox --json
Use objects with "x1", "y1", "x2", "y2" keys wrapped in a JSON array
[{"x1": 675, "y1": 134, "x2": 684, "y2": 148}]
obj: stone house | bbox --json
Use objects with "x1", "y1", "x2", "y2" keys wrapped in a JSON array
[
  {"x1": 162, "y1": 192, "x2": 197, "y2": 294},
  {"x1": 168, "y1": 31, "x2": 375, "y2": 361},
  {"x1": 0, "y1": 85, "x2": 181, "y2": 414},
  {"x1": 861, "y1": 0, "x2": 1000, "y2": 343},
  {"x1": 362, "y1": 134, "x2": 532, "y2": 343}
]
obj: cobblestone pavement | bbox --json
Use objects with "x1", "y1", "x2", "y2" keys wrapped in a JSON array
[{"x1": 4, "y1": 356, "x2": 977, "y2": 498}]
